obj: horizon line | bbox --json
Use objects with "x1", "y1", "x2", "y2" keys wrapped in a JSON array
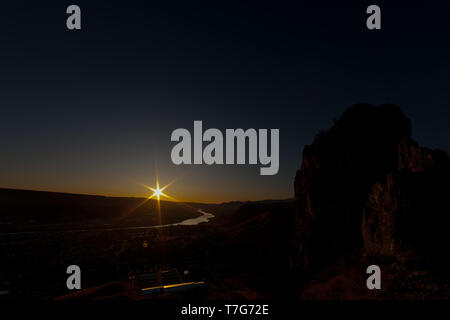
[{"x1": 0, "y1": 187, "x2": 294, "y2": 205}]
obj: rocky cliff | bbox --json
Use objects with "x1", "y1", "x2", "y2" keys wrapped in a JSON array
[{"x1": 294, "y1": 104, "x2": 450, "y2": 274}]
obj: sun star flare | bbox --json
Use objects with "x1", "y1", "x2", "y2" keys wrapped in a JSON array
[{"x1": 150, "y1": 184, "x2": 167, "y2": 200}]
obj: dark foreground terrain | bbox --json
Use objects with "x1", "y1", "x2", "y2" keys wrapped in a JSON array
[
  {"x1": 0, "y1": 190, "x2": 448, "y2": 300},
  {"x1": 0, "y1": 190, "x2": 295, "y2": 300}
]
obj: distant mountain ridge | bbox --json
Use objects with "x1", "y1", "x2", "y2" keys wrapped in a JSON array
[
  {"x1": 0, "y1": 188, "x2": 201, "y2": 232},
  {"x1": 0, "y1": 188, "x2": 294, "y2": 233}
]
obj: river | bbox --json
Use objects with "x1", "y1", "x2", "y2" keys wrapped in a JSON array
[{"x1": 0, "y1": 209, "x2": 215, "y2": 236}]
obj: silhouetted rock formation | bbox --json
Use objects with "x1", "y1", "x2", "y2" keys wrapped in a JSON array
[{"x1": 294, "y1": 103, "x2": 450, "y2": 273}]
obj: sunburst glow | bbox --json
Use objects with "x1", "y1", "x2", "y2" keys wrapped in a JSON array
[
  {"x1": 143, "y1": 177, "x2": 176, "y2": 202},
  {"x1": 149, "y1": 184, "x2": 167, "y2": 200}
]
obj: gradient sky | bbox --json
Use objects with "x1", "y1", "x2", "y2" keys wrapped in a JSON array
[{"x1": 1, "y1": 1, "x2": 449, "y2": 202}]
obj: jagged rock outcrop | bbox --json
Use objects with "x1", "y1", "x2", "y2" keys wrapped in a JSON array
[
  {"x1": 294, "y1": 103, "x2": 450, "y2": 273},
  {"x1": 362, "y1": 140, "x2": 450, "y2": 258}
]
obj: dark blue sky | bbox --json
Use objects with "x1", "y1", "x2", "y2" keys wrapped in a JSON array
[{"x1": 1, "y1": 1, "x2": 449, "y2": 202}]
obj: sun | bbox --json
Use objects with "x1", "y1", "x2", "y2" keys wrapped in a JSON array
[
  {"x1": 125, "y1": 176, "x2": 177, "y2": 223},
  {"x1": 141, "y1": 175, "x2": 176, "y2": 203},
  {"x1": 144, "y1": 179, "x2": 175, "y2": 201},
  {"x1": 149, "y1": 184, "x2": 167, "y2": 200}
]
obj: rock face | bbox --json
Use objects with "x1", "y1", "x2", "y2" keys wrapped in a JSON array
[
  {"x1": 294, "y1": 104, "x2": 450, "y2": 273},
  {"x1": 362, "y1": 140, "x2": 449, "y2": 257}
]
